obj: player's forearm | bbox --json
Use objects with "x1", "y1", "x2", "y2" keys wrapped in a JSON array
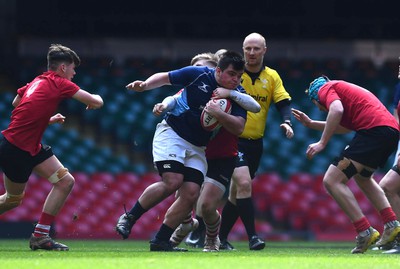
[
  {"x1": 142, "y1": 72, "x2": 171, "y2": 90},
  {"x1": 275, "y1": 99, "x2": 292, "y2": 122},
  {"x1": 229, "y1": 90, "x2": 261, "y2": 113},
  {"x1": 217, "y1": 114, "x2": 245, "y2": 136},
  {"x1": 307, "y1": 120, "x2": 326, "y2": 131}
]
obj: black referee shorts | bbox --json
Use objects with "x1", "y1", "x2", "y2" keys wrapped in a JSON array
[{"x1": 236, "y1": 138, "x2": 263, "y2": 179}]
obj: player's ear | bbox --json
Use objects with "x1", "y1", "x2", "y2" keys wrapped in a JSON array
[
  {"x1": 215, "y1": 67, "x2": 222, "y2": 77},
  {"x1": 59, "y1": 63, "x2": 66, "y2": 73}
]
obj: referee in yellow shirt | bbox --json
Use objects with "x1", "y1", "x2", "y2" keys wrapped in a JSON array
[{"x1": 219, "y1": 32, "x2": 294, "y2": 250}]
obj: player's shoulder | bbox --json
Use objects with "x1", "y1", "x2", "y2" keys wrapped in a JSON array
[{"x1": 261, "y1": 66, "x2": 281, "y2": 78}]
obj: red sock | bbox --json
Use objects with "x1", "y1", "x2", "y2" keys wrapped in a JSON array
[
  {"x1": 380, "y1": 207, "x2": 397, "y2": 224},
  {"x1": 353, "y1": 217, "x2": 370, "y2": 233},
  {"x1": 182, "y1": 213, "x2": 193, "y2": 224},
  {"x1": 33, "y1": 212, "x2": 55, "y2": 237}
]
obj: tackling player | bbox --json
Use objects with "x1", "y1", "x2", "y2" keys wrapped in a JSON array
[{"x1": 292, "y1": 76, "x2": 400, "y2": 254}]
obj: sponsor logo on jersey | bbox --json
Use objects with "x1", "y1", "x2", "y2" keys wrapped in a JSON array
[
  {"x1": 260, "y1": 78, "x2": 269, "y2": 89},
  {"x1": 198, "y1": 82, "x2": 210, "y2": 93},
  {"x1": 250, "y1": 94, "x2": 268, "y2": 102}
]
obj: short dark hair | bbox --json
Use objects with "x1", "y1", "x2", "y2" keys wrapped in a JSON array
[
  {"x1": 217, "y1": 50, "x2": 245, "y2": 71},
  {"x1": 47, "y1": 44, "x2": 81, "y2": 70}
]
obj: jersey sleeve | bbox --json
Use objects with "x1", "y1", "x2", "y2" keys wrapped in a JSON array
[
  {"x1": 271, "y1": 70, "x2": 291, "y2": 103},
  {"x1": 59, "y1": 79, "x2": 80, "y2": 98},
  {"x1": 17, "y1": 84, "x2": 28, "y2": 97},
  {"x1": 169, "y1": 66, "x2": 211, "y2": 86},
  {"x1": 319, "y1": 85, "x2": 340, "y2": 109}
]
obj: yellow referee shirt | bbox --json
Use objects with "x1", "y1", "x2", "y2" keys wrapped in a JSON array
[{"x1": 240, "y1": 66, "x2": 291, "y2": 140}]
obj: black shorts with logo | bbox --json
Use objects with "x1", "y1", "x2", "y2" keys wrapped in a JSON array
[
  {"x1": 236, "y1": 138, "x2": 263, "y2": 179},
  {"x1": 206, "y1": 157, "x2": 236, "y2": 189},
  {"x1": 339, "y1": 126, "x2": 399, "y2": 169},
  {"x1": 0, "y1": 137, "x2": 53, "y2": 183}
]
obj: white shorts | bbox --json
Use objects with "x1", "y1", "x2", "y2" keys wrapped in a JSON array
[
  {"x1": 203, "y1": 176, "x2": 226, "y2": 193},
  {"x1": 152, "y1": 120, "x2": 208, "y2": 177}
]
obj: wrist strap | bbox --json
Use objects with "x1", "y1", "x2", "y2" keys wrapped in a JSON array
[{"x1": 283, "y1": 121, "x2": 292, "y2": 127}]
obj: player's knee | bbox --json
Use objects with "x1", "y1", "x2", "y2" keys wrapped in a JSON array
[
  {"x1": 322, "y1": 176, "x2": 336, "y2": 195},
  {"x1": 162, "y1": 176, "x2": 184, "y2": 193},
  {"x1": 184, "y1": 188, "x2": 200, "y2": 204},
  {"x1": 62, "y1": 174, "x2": 75, "y2": 191},
  {"x1": 200, "y1": 200, "x2": 213, "y2": 216},
  {"x1": 49, "y1": 167, "x2": 74, "y2": 190},
  {"x1": 322, "y1": 172, "x2": 341, "y2": 194},
  {"x1": 235, "y1": 178, "x2": 252, "y2": 193},
  {"x1": 379, "y1": 182, "x2": 391, "y2": 197},
  {"x1": 0, "y1": 192, "x2": 25, "y2": 214}
]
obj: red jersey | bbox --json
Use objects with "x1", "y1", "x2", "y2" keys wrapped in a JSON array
[
  {"x1": 318, "y1": 80, "x2": 399, "y2": 131},
  {"x1": 205, "y1": 127, "x2": 238, "y2": 160},
  {"x1": 2, "y1": 71, "x2": 80, "y2": 155}
]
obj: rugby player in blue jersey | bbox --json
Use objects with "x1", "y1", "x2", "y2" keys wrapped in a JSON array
[{"x1": 116, "y1": 51, "x2": 246, "y2": 251}]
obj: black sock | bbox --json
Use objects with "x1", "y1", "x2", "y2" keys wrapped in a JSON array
[
  {"x1": 219, "y1": 200, "x2": 239, "y2": 241},
  {"x1": 195, "y1": 215, "x2": 206, "y2": 235},
  {"x1": 237, "y1": 197, "x2": 256, "y2": 240},
  {"x1": 128, "y1": 201, "x2": 147, "y2": 220},
  {"x1": 155, "y1": 224, "x2": 175, "y2": 242}
]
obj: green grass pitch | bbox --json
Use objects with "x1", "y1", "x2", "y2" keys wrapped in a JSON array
[{"x1": 1, "y1": 240, "x2": 399, "y2": 269}]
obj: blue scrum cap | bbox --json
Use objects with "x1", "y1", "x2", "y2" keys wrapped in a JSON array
[{"x1": 307, "y1": 76, "x2": 329, "y2": 102}]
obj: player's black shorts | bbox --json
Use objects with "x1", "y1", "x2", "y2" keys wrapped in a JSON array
[
  {"x1": 206, "y1": 157, "x2": 236, "y2": 189},
  {"x1": 0, "y1": 137, "x2": 54, "y2": 183},
  {"x1": 338, "y1": 126, "x2": 399, "y2": 169},
  {"x1": 155, "y1": 160, "x2": 204, "y2": 186},
  {"x1": 236, "y1": 138, "x2": 263, "y2": 179}
]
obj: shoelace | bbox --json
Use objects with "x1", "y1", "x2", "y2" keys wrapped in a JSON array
[
  {"x1": 205, "y1": 238, "x2": 217, "y2": 248},
  {"x1": 355, "y1": 235, "x2": 367, "y2": 248}
]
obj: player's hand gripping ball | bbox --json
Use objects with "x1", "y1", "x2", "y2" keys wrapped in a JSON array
[{"x1": 200, "y1": 98, "x2": 232, "y2": 131}]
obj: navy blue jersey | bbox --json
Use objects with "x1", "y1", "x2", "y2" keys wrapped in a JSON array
[{"x1": 165, "y1": 65, "x2": 246, "y2": 146}]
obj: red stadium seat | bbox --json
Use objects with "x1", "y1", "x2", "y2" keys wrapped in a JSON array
[{"x1": 289, "y1": 173, "x2": 315, "y2": 189}]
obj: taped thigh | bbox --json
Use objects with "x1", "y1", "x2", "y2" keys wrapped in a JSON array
[
  {"x1": 333, "y1": 157, "x2": 358, "y2": 179},
  {"x1": 359, "y1": 168, "x2": 374, "y2": 178},
  {"x1": 48, "y1": 166, "x2": 69, "y2": 183}
]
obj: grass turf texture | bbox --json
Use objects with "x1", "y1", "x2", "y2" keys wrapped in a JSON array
[{"x1": 1, "y1": 240, "x2": 399, "y2": 269}]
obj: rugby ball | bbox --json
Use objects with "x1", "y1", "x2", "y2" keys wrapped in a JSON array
[{"x1": 200, "y1": 98, "x2": 232, "y2": 131}]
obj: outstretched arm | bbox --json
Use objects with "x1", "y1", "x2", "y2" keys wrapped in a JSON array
[
  {"x1": 72, "y1": 89, "x2": 104, "y2": 110},
  {"x1": 126, "y1": 72, "x2": 171, "y2": 92},
  {"x1": 292, "y1": 108, "x2": 325, "y2": 131},
  {"x1": 291, "y1": 108, "x2": 350, "y2": 133}
]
